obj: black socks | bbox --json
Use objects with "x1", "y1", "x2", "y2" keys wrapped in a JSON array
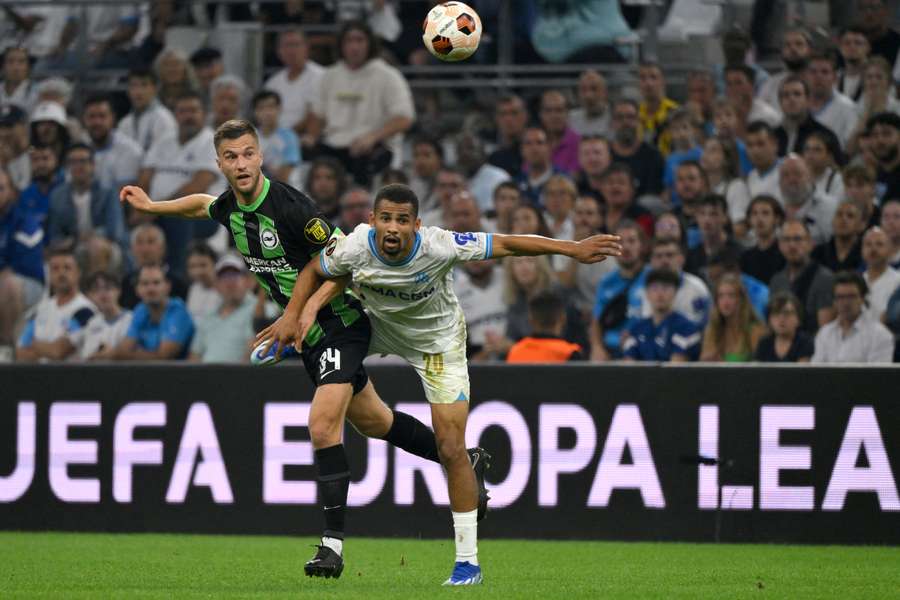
[
  {"x1": 314, "y1": 444, "x2": 350, "y2": 540},
  {"x1": 381, "y1": 409, "x2": 441, "y2": 463}
]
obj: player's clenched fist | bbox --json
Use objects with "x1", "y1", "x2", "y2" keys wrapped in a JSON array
[
  {"x1": 120, "y1": 185, "x2": 154, "y2": 212},
  {"x1": 572, "y1": 234, "x2": 622, "y2": 264}
]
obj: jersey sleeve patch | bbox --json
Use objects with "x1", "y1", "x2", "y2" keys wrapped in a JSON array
[{"x1": 304, "y1": 217, "x2": 331, "y2": 244}]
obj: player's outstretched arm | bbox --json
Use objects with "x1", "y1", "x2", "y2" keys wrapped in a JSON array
[
  {"x1": 254, "y1": 257, "x2": 347, "y2": 358},
  {"x1": 119, "y1": 185, "x2": 215, "y2": 220},
  {"x1": 491, "y1": 233, "x2": 621, "y2": 264}
]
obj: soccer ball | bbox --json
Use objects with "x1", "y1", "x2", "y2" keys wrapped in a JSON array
[{"x1": 422, "y1": 2, "x2": 482, "y2": 62}]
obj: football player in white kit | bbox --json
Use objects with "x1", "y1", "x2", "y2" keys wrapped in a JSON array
[{"x1": 259, "y1": 183, "x2": 621, "y2": 585}]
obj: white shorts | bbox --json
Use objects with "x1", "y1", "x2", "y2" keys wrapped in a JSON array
[{"x1": 368, "y1": 324, "x2": 470, "y2": 405}]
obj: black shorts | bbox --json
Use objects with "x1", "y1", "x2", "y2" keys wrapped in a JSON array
[{"x1": 301, "y1": 313, "x2": 370, "y2": 395}]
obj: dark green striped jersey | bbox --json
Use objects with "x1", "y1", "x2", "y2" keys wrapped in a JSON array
[{"x1": 207, "y1": 177, "x2": 362, "y2": 344}]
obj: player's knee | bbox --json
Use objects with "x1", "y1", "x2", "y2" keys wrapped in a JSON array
[
  {"x1": 436, "y1": 436, "x2": 467, "y2": 466},
  {"x1": 308, "y1": 417, "x2": 342, "y2": 448}
]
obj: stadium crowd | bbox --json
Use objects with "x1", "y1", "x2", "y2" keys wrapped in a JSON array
[{"x1": 1, "y1": 0, "x2": 900, "y2": 365}]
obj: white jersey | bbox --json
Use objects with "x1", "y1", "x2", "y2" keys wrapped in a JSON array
[
  {"x1": 320, "y1": 224, "x2": 493, "y2": 355},
  {"x1": 73, "y1": 310, "x2": 133, "y2": 359}
]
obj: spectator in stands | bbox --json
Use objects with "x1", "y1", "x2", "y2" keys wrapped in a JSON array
[
  {"x1": 0, "y1": 105, "x2": 32, "y2": 191},
  {"x1": 338, "y1": 187, "x2": 372, "y2": 232},
  {"x1": 838, "y1": 26, "x2": 870, "y2": 102},
  {"x1": 575, "y1": 135, "x2": 611, "y2": 200},
  {"x1": 770, "y1": 220, "x2": 835, "y2": 333},
  {"x1": 422, "y1": 167, "x2": 465, "y2": 227},
  {"x1": 812, "y1": 200, "x2": 865, "y2": 273},
  {"x1": 775, "y1": 76, "x2": 841, "y2": 157},
  {"x1": 209, "y1": 75, "x2": 247, "y2": 130},
  {"x1": 511, "y1": 204, "x2": 552, "y2": 238},
  {"x1": 455, "y1": 258, "x2": 507, "y2": 361},
  {"x1": 812, "y1": 270, "x2": 894, "y2": 363},
  {"x1": 803, "y1": 131, "x2": 845, "y2": 203},
  {"x1": 881, "y1": 198, "x2": 900, "y2": 268},
  {"x1": 189, "y1": 47, "x2": 224, "y2": 107},
  {"x1": 610, "y1": 98, "x2": 665, "y2": 198},
  {"x1": 539, "y1": 89, "x2": 580, "y2": 175},
  {"x1": 0, "y1": 167, "x2": 44, "y2": 360},
  {"x1": 685, "y1": 70, "x2": 716, "y2": 135},
  {"x1": 701, "y1": 137, "x2": 752, "y2": 239},
  {"x1": 856, "y1": 58, "x2": 900, "y2": 131},
  {"x1": 601, "y1": 163, "x2": 654, "y2": 239},
  {"x1": 671, "y1": 161, "x2": 707, "y2": 250},
  {"x1": 724, "y1": 64, "x2": 780, "y2": 129},
  {"x1": 807, "y1": 51, "x2": 859, "y2": 148},
  {"x1": 844, "y1": 164, "x2": 880, "y2": 228},
  {"x1": 76, "y1": 271, "x2": 132, "y2": 361},
  {"x1": 747, "y1": 121, "x2": 781, "y2": 202},
  {"x1": 305, "y1": 157, "x2": 347, "y2": 224},
  {"x1": 48, "y1": 4, "x2": 139, "y2": 70},
  {"x1": 500, "y1": 255, "x2": 587, "y2": 358},
  {"x1": 655, "y1": 212, "x2": 685, "y2": 246},
  {"x1": 408, "y1": 136, "x2": 443, "y2": 214},
  {"x1": 189, "y1": 254, "x2": 256, "y2": 364},
  {"x1": 0, "y1": 47, "x2": 36, "y2": 110},
  {"x1": 707, "y1": 248, "x2": 770, "y2": 321},
  {"x1": 185, "y1": 242, "x2": 220, "y2": 322},
  {"x1": 138, "y1": 91, "x2": 219, "y2": 274},
  {"x1": 35, "y1": 78, "x2": 87, "y2": 145},
  {"x1": 113, "y1": 264, "x2": 194, "y2": 361},
  {"x1": 118, "y1": 68, "x2": 178, "y2": 152},
  {"x1": 753, "y1": 291, "x2": 814, "y2": 362},
  {"x1": 856, "y1": 0, "x2": 900, "y2": 69},
  {"x1": 19, "y1": 143, "x2": 62, "y2": 225},
  {"x1": 664, "y1": 109, "x2": 703, "y2": 206},
  {"x1": 711, "y1": 100, "x2": 754, "y2": 176},
  {"x1": 590, "y1": 219, "x2": 648, "y2": 361},
  {"x1": 16, "y1": 245, "x2": 95, "y2": 363},
  {"x1": 82, "y1": 94, "x2": 143, "y2": 192},
  {"x1": 30, "y1": 101, "x2": 70, "y2": 162},
  {"x1": 758, "y1": 27, "x2": 813, "y2": 110},
  {"x1": 741, "y1": 195, "x2": 786, "y2": 284},
  {"x1": 486, "y1": 182, "x2": 521, "y2": 235},
  {"x1": 862, "y1": 227, "x2": 900, "y2": 321},
  {"x1": 886, "y1": 283, "x2": 900, "y2": 361},
  {"x1": 121, "y1": 224, "x2": 188, "y2": 309},
  {"x1": 47, "y1": 143, "x2": 127, "y2": 255},
  {"x1": 488, "y1": 93, "x2": 529, "y2": 177},
  {"x1": 252, "y1": 90, "x2": 301, "y2": 183},
  {"x1": 516, "y1": 126, "x2": 560, "y2": 206},
  {"x1": 779, "y1": 154, "x2": 838, "y2": 245},
  {"x1": 447, "y1": 192, "x2": 485, "y2": 234},
  {"x1": 719, "y1": 27, "x2": 770, "y2": 94},
  {"x1": 868, "y1": 112, "x2": 900, "y2": 202},
  {"x1": 542, "y1": 175, "x2": 576, "y2": 240},
  {"x1": 558, "y1": 194, "x2": 615, "y2": 317},
  {"x1": 638, "y1": 237, "x2": 710, "y2": 326},
  {"x1": 153, "y1": 48, "x2": 198, "y2": 111},
  {"x1": 305, "y1": 21, "x2": 414, "y2": 186},
  {"x1": 637, "y1": 62, "x2": 679, "y2": 155},
  {"x1": 570, "y1": 69, "x2": 610, "y2": 137},
  {"x1": 264, "y1": 29, "x2": 324, "y2": 137},
  {"x1": 686, "y1": 194, "x2": 741, "y2": 277},
  {"x1": 456, "y1": 131, "x2": 510, "y2": 214},
  {"x1": 623, "y1": 268, "x2": 701, "y2": 362},
  {"x1": 507, "y1": 290, "x2": 584, "y2": 363},
  {"x1": 700, "y1": 273, "x2": 766, "y2": 362}
]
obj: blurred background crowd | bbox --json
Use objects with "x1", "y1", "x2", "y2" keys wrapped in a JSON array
[{"x1": 1, "y1": 0, "x2": 900, "y2": 365}]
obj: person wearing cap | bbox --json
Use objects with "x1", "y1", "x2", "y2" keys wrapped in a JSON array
[
  {"x1": 622, "y1": 268, "x2": 702, "y2": 362},
  {"x1": 0, "y1": 47, "x2": 36, "y2": 111},
  {"x1": 0, "y1": 105, "x2": 32, "y2": 190},
  {"x1": 188, "y1": 254, "x2": 258, "y2": 363},
  {"x1": 30, "y1": 100, "x2": 70, "y2": 161},
  {"x1": 35, "y1": 77, "x2": 87, "y2": 144},
  {"x1": 117, "y1": 67, "x2": 177, "y2": 152}
]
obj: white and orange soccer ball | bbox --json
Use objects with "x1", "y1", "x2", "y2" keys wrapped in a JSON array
[{"x1": 422, "y1": 2, "x2": 482, "y2": 62}]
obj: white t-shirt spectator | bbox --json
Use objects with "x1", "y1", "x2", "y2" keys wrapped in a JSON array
[
  {"x1": 793, "y1": 193, "x2": 838, "y2": 246},
  {"x1": 813, "y1": 167, "x2": 844, "y2": 205},
  {"x1": 813, "y1": 92, "x2": 858, "y2": 148},
  {"x1": 186, "y1": 282, "x2": 221, "y2": 322},
  {"x1": 313, "y1": 58, "x2": 415, "y2": 156},
  {"x1": 190, "y1": 295, "x2": 256, "y2": 363},
  {"x1": 748, "y1": 98, "x2": 781, "y2": 126},
  {"x1": 264, "y1": 62, "x2": 325, "y2": 131},
  {"x1": 9, "y1": 4, "x2": 70, "y2": 58},
  {"x1": 17, "y1": 293, "x2": 96, "y2": 362},
  {"x1": 639, "y1": 271, "x2": 711, "y2": 326},
  {"x1": 714, "y1": 178, "x2": 752, "y2": 226},
  {"x1": 72, "y1": 5, "x2": 140, "y2": 49},
  {"x1": 94, "y1": 130, "x2": 143, "y2": 191},
  {"x1": 144, "y1": 127, "x2": 222, "y2": 200},
  {"x1": 747, "y1": 162, "x2": 782, "y2": 205},
  {"x1": 864, "y1": 267, "x2": 900, "y2": 322},
  {"x1": 453, "y1": 268, "x2": 507, "y2": 348},
  {"x1": 812, "y1": 315, "x2": 894, "y2": 363},
  {"x1": 0, "y1": 80, "x2": 37, "y2": 112},
  {"x1": 569, "y1": 107, "x2": 611, "y2": 137},
  {"x1": 468, "y1": 164, "x2": 510, "y2": 213},
  {"x1": 117, "y1": 100, "x2": 177, "y2": 151},
  {"x1": 259, "y1": 127, "x2": 301, "y2": 175},
  {"x1": 73, "y1": 310, "x2": 133, "y2": 359}
]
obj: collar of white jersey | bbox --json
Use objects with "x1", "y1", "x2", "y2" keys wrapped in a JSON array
[{"x1": 367, "y1": 227, "x2": 422, "y2": 267}]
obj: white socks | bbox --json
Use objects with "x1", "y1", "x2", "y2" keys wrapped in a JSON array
[
  {"x1": 322, "y1": 536, "x2": 343, "y2": 556},
  {"x1": 451, "y1": 509, "x2": 479, "y2": 565}
]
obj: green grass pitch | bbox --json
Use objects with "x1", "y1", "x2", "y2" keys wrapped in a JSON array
[{"x1": 0, "y1": 532, "x2": 897, "y2": 599}]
